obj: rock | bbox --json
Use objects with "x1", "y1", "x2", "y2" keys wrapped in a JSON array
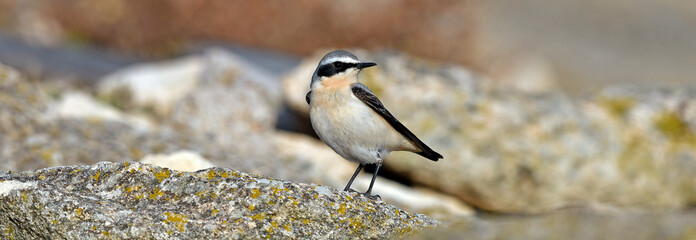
[
  {"x1": 97, "y1": 55, "x2": 205, "y2": 115},
  {"x1": 0, "y1": 162, "x2": 437, "y2": 239},
  {"x1": 0, "y1": 63, "x2": 212, "y2": 170},
  {"x1": 45, "y1": 91, "x2": 154, "y2": 130},
  {"x1": 166, "y1": 49, "x2": 281, "y2": 162},
  {"x1": 412, "y1": 209, "x2": 696, "y2": 240},
  {"x1": 0, "y1": 57, "x2": 471, "y2": 221},
  {"x1": 489, "y1": 54, "x2": 558, "y2": 94},
  {"x1": 282, "y1": 50, "x2": 696, "y2": 213},
  {"x1": 98, "y1": 48, "x2": 280, "y2": 117},
  {"x1": 139, "y1": 151, "x2": 214, "y2": 172},
  {"x1": 0, "y1": 48, "x2": 282, "y2": 170}
]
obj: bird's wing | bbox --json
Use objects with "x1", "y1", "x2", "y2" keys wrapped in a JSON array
[
  {"x1": 351, "y1": 83, "x2": 442, "y2": 161},
  {"x1": 306, "y1": 91, "x2": 312, "y2": 105}
]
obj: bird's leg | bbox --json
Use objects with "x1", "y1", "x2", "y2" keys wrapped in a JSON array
[
  {"x1": 343, "y1": 164, "x2": 364, "y2": 192},
  {"x1": 364, "y1": 160, "x2": 382, "y2": 200}
]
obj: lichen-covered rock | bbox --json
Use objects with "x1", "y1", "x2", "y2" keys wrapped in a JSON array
[
  {"x1": 0, "y1": 162, "x2": 437, "y2": 239},
  {"x1": 0, "y1": 56, "x2": 290, "y2": 180},
  {"x1": 283, "y1": 50, "x2": 696, "y2": 213}
]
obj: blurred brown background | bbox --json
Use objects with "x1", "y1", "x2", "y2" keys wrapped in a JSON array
[
  {"x1": 1, "y1": 0, "x2": 695, "y2": 94},
  {"x1": 0, "y1": 0, "x2": 479, "y2": 66}
]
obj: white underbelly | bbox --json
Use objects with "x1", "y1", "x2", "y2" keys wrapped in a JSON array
[{"x1": 310, "y1": 94, "x2": 403, "y2": 164}]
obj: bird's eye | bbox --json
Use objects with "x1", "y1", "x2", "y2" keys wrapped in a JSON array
[{"x1": 333, "y1": 62, "x2": 343, "y2": 69}]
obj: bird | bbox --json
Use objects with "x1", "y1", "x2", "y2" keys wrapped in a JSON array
[{"x1": 306, "y1": 50, "x2": 442, "y2": 199}]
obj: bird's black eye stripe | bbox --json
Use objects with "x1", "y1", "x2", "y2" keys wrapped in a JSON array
[{"x1": 317, "y1": 62, "x2": 359, "y2": 77}]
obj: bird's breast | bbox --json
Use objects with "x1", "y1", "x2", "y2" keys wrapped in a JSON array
[{"x1": 308, "y1": 86, "x2": 411, "y2": 163}]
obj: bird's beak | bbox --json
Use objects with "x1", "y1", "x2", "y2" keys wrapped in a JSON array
[{"x1": 357, "y1": 62, "x2": 377, "y2": 69}]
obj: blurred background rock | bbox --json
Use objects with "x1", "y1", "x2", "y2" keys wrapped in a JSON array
[{"x1": 1, "y1": 0, "x2": 696, "y2": 238}]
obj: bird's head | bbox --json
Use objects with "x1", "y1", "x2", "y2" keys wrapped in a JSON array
[{"x1": 311, "y1": 50, "x2": 376, "y2": 89}]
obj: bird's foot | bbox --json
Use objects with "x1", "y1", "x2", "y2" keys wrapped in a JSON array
[
  {"x1": 344, "y1": 189, "x2": 381, "y2": 200},
  {"x1": 361, "y1": 193, "x2": 382, "y2": 201},
  {"x1": 344, "y1": 188, "x2": 359, "y2": 194}
]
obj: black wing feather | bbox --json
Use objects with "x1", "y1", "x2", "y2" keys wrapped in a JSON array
[
  {"x1": 306, "y1": 91, "x2": 311, "y2": 105},
  {"x1": 351, "y1": 84, "x2": 442, "y2": 161}
]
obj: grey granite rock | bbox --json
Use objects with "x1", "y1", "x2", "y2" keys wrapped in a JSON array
[
  {"x1": 0, "y1": 65, "x2": 233, "y2": 171},
  {"x1": 283, "y1": 50, "x2": 696, "y2": 212},
  {"x1": 0, "y1": 55, "x2": 282, "y2": 177},
  {"x1": 0, "y1": 162, "x2": 437, "y2": 239}
]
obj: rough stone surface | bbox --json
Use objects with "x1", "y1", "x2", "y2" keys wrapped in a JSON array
[
  {"x1": 283, "y1": 50, "x2": 696, "y2": 212},
  {"x1": 0, "y1": 162, "x2": 437, "y2": 239}
]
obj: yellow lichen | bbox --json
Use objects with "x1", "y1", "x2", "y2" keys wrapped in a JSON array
[
  {"x1": 654, "y1": 111, "x2": 696, "y2": 144},
  {"x1": 163, "y1": 212, "x2": 188, "y2": 232},
  {"x1": 250, "y1": 189, "x2": 260, "y2": 198},
  {"x1": 3, "y1": 225, "x2": 15, "y2": 239},
  {"x1": 597, "y1": 96, "x2": 635, "y2": 118},
  {"x1": 125, "y1": 185, "x2": 141, "y2": 192},
  {"x1": 91, "y1": 172, "x2": 101, "y2": 181},
  {"x1": 251, "y1": 213, "x2": 267, "y2": 220},
  {"x1": 338, "y1": 204, "x2": 347, "y2": 215},
  {"x1": 154, "y1": 170, "x2": 171, "y2": 182},
  {"x1": 206, "y1": 170, "x2": 217, "y2": 180},
  {"x1": 211, "y1": 209, "x2": 219, "y2": 216},
  {"x1": 249, "y1": 205, "x2": 255, "y2": 211},
  {"x1": 220, "y1": 172, "x2": 229, "y2": 178},
  {"x1": 149, "y1": 188, "x2": 164, "y2": 200}
]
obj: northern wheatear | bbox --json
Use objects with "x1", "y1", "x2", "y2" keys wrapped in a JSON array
[{"x1": 306, "y1": 50, "x2": 442, "y2": 199}]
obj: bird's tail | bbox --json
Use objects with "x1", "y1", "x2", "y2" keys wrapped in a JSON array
[{"x1": 415, "y1": 148, "x2": 442, "y2": 162}]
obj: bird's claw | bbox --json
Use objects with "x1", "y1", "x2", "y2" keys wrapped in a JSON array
[
  {"x1": 362, "y1": 193, "x2": 382, "y2": 201},
  {"x1": 344, "y1": 189, "x2": 381, "y2": 201}
]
